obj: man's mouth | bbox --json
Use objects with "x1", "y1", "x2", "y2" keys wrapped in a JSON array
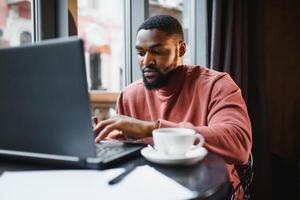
[
  {"x1": 142, "y1": 68, "x2": 160, "y2": 82},
  {"x1": 144, "y1": 71, "x2": 159, "y2": 81}
]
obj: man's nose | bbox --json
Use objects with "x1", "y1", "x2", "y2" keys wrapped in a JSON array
[{"x1": 142, "y1": 52, "x2": 155, "y2": 66}]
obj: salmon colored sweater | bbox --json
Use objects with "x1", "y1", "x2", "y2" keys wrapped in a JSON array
[{"x1": 116, "y1": 65, "x2": 252, "y2": 191}]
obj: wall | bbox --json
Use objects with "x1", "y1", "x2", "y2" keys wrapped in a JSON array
[
  {"x1": 247, "y1": 0, "x2": 299, "y2": 199},
  {"x1": 265, "y1": 0, "x2": 300, "y2": 199},
  {"x1": 266, "y1": 0, "x2": 300, "y2": 160}
]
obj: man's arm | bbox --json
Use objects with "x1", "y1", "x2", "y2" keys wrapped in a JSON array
[
  {"x1": 93, "y1": 115, "x2": 158, "y2": 142},
  {"x1": 155, "y1": 77, "x2": 252, "y2": 165},
  {"x1": 156, "y1": 118, "x2": 251, "y2": 165}
]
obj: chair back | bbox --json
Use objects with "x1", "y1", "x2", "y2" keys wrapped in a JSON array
[{"x1": 231, "y1": 152, "x2": 254, "y2": 200}]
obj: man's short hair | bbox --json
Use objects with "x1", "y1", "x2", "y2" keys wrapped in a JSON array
[{"x1": 137, "y1": 15, "x2": 184, "y2": 39}]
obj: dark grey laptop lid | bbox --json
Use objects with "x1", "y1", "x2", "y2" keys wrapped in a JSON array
[{"x1": 0, "y1": 37, "x2": 96, "y2": 160}]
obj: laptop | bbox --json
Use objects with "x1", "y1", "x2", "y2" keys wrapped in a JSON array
[{"x1": 0, "y1": 37, "x2": 144, "y2": 169}]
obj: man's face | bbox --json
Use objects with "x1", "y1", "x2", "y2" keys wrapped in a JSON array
[{"x1": 135, "y1": 29, "x2": 185, "y2": 89}]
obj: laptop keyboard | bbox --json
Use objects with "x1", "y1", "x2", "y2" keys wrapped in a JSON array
[
  {"x1": 94, "y1": 142, "x2": 143, "y2": 165},
  {"x1": 95, "y1": 143, "x2": 125, "y2": 158}
]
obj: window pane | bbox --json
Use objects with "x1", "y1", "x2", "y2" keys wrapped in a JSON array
[
  {"x1": 0, "y1": 0, "x2": 33, "y2": 48},
  {"x1": 78, "y1": 0, "x2": 125, "y2": 92},
  {"x1": 148, "y1": 0, "x2": 192, "y2": 64}
]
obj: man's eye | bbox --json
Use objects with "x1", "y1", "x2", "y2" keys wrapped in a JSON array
[
  {"x1": 152, "y1": 50, "x2": 164, "y2": 55},
  {"x1": 137, "y1": 52, "x2": 145, "y2": 56}
]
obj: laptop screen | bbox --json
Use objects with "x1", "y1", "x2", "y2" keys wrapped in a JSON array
[{"x1": 0, "y1": 38, "x2": 96, "y2": 159}]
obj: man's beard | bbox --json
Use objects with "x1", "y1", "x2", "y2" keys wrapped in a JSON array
[{"x1": 142, "y1": 65, "x2": 173, "y2": 90}]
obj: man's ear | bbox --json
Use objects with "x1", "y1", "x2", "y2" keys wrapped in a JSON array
[{"x1": 178, "y1": 41, "x2": 186, "y2": 57}]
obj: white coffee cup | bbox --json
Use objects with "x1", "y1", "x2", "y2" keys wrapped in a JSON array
[{"x1": 152, "y1": 128, "x2": 205, "y2": 157}]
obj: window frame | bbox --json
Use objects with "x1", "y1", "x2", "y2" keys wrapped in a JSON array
[
  {"x1": 124, "y1": 0, "x2": 149, "y2": 85},
  {"x1": 194, "y1": 0, "x2": 208, "y2": 67},
  {"x1": 33, "y1": 0, "x2": 76, "y2": 41}
]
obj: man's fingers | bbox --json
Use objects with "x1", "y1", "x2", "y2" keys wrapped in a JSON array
[
  {"x1": 106, "y1": 131, "x2": 125, "y2": 140},
  {"x1": 95, "y1": 122, "x2": 121, "y2": 143},
  {"x1": 112, "y1": 133, "x2": 127, "y2": 140},
  {"x1": 93, "y1": 118, "x2": 115, "y2": 135}
]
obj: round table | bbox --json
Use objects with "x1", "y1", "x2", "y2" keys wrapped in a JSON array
[{"x1": 0, "y1": 152, "x2": 230, "y2": 200}]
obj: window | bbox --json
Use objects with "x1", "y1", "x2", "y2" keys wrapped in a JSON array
[
  {"x1": 147, "y1": 0, "x2": 208, "y2": 67},
  {"x1": 77, "y1": 0, "x2": 125, "y2": 92},
  {"x1": 148, "y1": 0, "x2": 192, "y2": 64},
  {"x1": 0, "y1": 0, "x2": 33, "y2": 48}
]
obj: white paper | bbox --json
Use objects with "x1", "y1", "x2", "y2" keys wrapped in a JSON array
[
  {"x1": 108, "y1": 165, "x2": 198, "y2": 200},
  {"x1": 0, "y1": 165, "x2": 197, "y2": 200}
]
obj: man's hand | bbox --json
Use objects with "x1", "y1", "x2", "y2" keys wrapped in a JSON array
[{"x1": 93, "y1": 115, "x2": 158, "y2": 143}]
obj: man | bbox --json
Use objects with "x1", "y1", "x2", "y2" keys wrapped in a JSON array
[{"x1": 93, "y1": 15, "x2": 252, "y2": 195}]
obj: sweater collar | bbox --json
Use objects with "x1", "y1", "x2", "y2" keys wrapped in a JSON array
[{"x1": 153, "y1": 65, "x2": 187, "y2": 99}]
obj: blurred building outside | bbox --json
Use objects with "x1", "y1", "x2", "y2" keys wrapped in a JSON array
[
  {"x1": 77, "y1": 0, "x2": 124, "y2": 92},
  {"x1": 0, "y1": 0, "x2": 32, "y2": 48}
]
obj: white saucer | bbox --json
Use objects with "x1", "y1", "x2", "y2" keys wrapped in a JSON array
[{"x1": 141, "y1": 145, "x2": 208, "y2": 166}]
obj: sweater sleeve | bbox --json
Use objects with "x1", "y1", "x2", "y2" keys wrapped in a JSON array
[
  {"x1": 116, "y1": 91, "x2": 131, "y2": 116},
  {"x1": 116, "y1": 91, "x2": 124, "y2": 115},
  {"x1": 158, "y1": 75, "x2": 252, "y2": 165}
]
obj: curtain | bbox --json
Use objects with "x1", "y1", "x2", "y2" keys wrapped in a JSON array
[
  {"x1": 208, "y1": 0, "x2": 248, "y2": 98},
  {"x1": 207, "y1": 0, "x2": 271, "y2": 199}
]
